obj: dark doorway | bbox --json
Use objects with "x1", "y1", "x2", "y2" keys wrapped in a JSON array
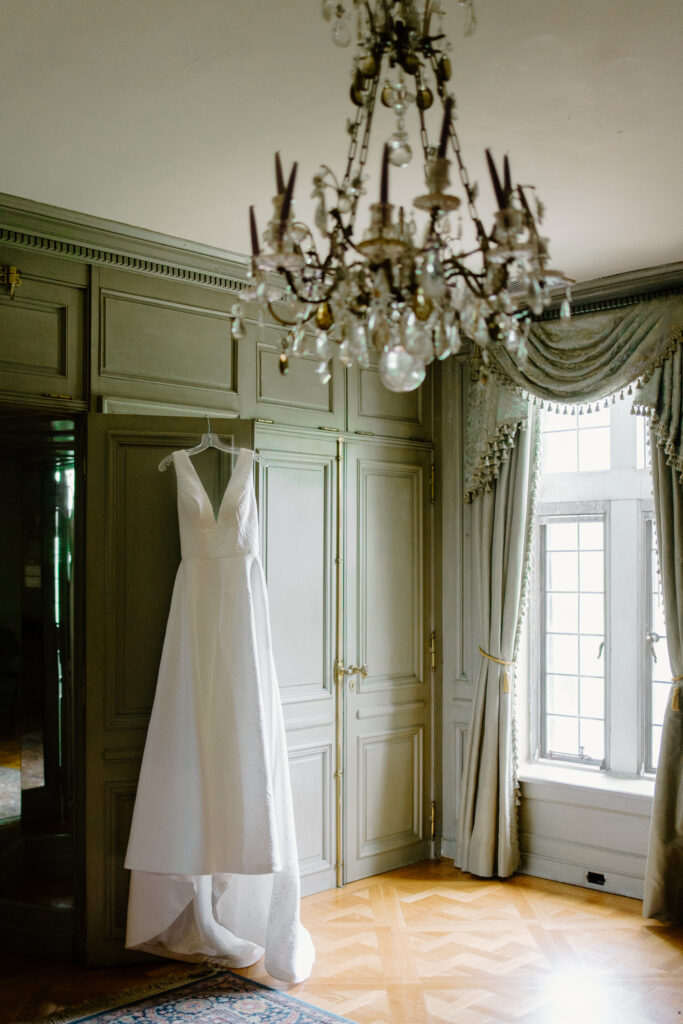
[{"x1": 0, "y1": 410, "x2": 77, "y2": 958}]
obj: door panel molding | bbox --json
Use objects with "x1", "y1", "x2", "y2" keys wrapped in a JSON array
[
  {"x1": 357, "y1": 459, "x2": 424, "y2": 692},
  {"x1": 258, "y1": 447, "x2": 335, "y2": 705},
  {"x1": 357, "y1": 726, "x2": 424, "y2": 860},
  {"x1": 288, "y1": 742, "x2": 334, "y2": 880},
  {"x1": 344, "y1": 440, "x2": 433, "y2": 883}
]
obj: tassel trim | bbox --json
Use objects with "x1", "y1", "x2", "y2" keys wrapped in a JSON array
[{"x1": 479, "y1": 645, "x2": 515, "y2": 693}]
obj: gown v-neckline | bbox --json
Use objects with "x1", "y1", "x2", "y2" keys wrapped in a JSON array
[{"x1": 178, "y1": 448, "x2": 250, "y2": 525}]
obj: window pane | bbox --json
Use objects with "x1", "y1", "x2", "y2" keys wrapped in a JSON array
[
  {"x1": 579, "y1": 551, "x2": 604, "y2": 592},
  {"x1": 651, "y1": 725, "x2": 662, "y2": 768},
  {"x1": 584, "y1": 407, "x2": 611, "y2": 428},
  {"x1": 580, "y1": 676, "x2": 604, "y2": 719},
  {"x1": 653, "y1": 644, "x2": 672, "y2": 685},
  {"x1": 652, "y1": 681, "x2": 669, "y2": 727},
  {"x1": 542, "y1": 409, "x2": 572, "y2": 433},
  {"x1": 636, "y1": 416, "x2": 651, "y2": 469},
  {"x1": 547, "y1": 675, "x2": 578, "y2": 716},
  {"x1": 579, "y1": 636, "x2": 604, "y2": 677},
  {"x1": 579, "y1": 520, "x2": 603, "y2": 550},
  {"x1": 578, "y1": 427, "x2": 610, "y2": 471},
  {"x1": 546, "y1": 521, "x2": 578, "y2": 551},
  {"x1": 547, "y1": 715, "x2": 579, "y2": 756},
  {"x1": 653, "y1": 599, "x2": 667, "y2": 638},
  {"x1": 543, "y1": 431, "x2": 577, "y2": 474},
  {"x1": 579, "y1": 593, "x2": 604, "y2": 634},
  {"x1": 579, "y1": 718, "x2": 605, "y2": 762},
  {"x1": 547, "y1": 634, "x2": 578, "y2": 675},
  {"x1": 548, "y1": 551, "x2": 578, "y2": 591},
  {"x1": 540, "y1": 513, "x2": 606, "y2": 766},
  {"x1": 546, "y1": 593, "x2": 578, "y2": 633}
]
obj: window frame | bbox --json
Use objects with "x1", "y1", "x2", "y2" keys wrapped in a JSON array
[
  {"x1": 527, "y1": 400, "x2": 657, "y2": 780},
  {"x1": 533, "y1": 501, "x2": 610, "y2": 771},
  {"x1": 641, "y1": 509, "x2": 667, "y2": 775}
]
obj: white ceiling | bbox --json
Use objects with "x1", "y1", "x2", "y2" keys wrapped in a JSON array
[{"x1": 1, "y1": 0, "x2": 681, "y2": 283}]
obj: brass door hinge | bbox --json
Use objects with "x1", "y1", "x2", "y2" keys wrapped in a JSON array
[
  {"x1": 0, "y1": 265, "x2": 22, "y2": 299},
  {"x1": 430, "y1": 464, "x2": 435, "y2": 504},
  {"x1": 430, "y1": 800, "x2": 436, "y2": 842},
  {"x1": 430, "y1": 630, "x2": 436, "y2": 672}
]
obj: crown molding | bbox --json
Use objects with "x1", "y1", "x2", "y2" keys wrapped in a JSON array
[
  {"x1": 0, "y1": 192, "x2": 681, "y2": 310},
  {"x1": 0, "y1": 192, "x2": 251, "y2": 293},
  {"x1": 545, "y1": 261, "x2": 683, "y2": 320}
]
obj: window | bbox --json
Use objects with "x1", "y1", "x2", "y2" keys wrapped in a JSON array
[
  {"x1": 530, "y1": 401, "x2": 657, "y2": 775},
  {"x1": 542, "y1": 405, "x2": 611, "y2": 473},
  {"x1": 645, "y1": 516, "x2": 670, "y2": 770},
  {"x1": 539, "y1": 515, "x2": 605, "y2": 764}
]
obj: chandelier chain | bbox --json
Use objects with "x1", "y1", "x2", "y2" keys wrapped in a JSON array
[
  {"x1": 429, "y1": 58, "x2": 482, "y2": 233},
  {"x1": 345, "y1": 73, "x2": 380, "y2": 229}
]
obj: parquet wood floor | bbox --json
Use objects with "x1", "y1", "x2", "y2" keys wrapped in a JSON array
[
  {"x1": 1, "y1": 860, "x2": 681, "y2": 1023},
  {"x1": 247, "y1": 861, "x2": 683, "y2": 1024}
]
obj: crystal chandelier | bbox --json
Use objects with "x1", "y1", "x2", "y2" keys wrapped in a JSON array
[{"x1": 232, "y1": 0, "x2": 572, "y2": 393}]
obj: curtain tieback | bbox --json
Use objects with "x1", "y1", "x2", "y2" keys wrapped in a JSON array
[
  {"x1": 672, "y1": 675, "x2": 683, "y2": 711},
  {"x1": 478, "y1": 646, "x2": 514, "y2": 693}
]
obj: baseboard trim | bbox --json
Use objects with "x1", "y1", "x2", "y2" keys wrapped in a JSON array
[{"x1": 520, "y1": 851, "x2": 645, "y2": 901}]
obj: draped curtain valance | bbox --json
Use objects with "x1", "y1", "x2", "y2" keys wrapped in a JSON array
[
  {"x1": 465, "y1": 295, "x2": 683, "y2": 500},
  {"x1": 458, "y1": 289, "x2": 683, "y2": 922}
]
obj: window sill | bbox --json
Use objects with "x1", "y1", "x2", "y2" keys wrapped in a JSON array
[{"x1": 518, "y1": 761, "x2": 655, "y2": 813}]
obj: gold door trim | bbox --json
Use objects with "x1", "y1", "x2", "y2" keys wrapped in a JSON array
[{"x1": 334, "y1": 435, "x2": 345, "y2": 887}]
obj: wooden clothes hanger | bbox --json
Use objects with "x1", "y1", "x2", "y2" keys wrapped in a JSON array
[{"x1": 158, "y1": 416, "x2": 262, "y2": 472}]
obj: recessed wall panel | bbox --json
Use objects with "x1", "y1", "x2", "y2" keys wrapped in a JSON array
[
  {"x1": 359, "y1": 728, "x2": 423, "y2": 857},
  {"x1": 101, "y1": 291, "x2": 236, "y2": 393},
  {"x1": 360, "y1": 463, "x2": 422, "y2": 686},
  {"x1": 260, "y1": 455, "x2": 332, "y2": 698}
]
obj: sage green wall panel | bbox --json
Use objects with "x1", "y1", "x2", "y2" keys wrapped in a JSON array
[
  {"x1": 347, "y1": 351, "x2": 432, "y2": 439},
  {"x1": 94, "y1": 268, "x2": 239, "y2": 415},
  {"x1": 0, "y1": 299, "x2": 66, "y2": 375},
  {"x1": 241, "y1": 320, "x2": 344, "y2": 429},
  {"x1": 0, "y1": 246, "x2": 86, "y2": 401}
]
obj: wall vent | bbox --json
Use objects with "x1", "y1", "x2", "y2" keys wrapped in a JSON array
[{"x1": 586, "y1": 871, "x2": 606, "y2": 886}]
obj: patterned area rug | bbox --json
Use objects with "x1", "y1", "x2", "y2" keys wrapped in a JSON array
[{"x1": 39, "y1": 968, "x2": 353, "y2": 1024}]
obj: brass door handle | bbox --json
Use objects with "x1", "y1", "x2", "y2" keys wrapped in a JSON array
[
  {"x1": 343, "y1": 664, "x2": 368, "y2": 678},
  {"x1": 335, "y1": 662, "x2": 368, "y2": 691}
]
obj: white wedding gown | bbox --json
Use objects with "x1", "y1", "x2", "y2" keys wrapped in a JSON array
[{"x1": 124, "y1": 448, "x2": 314, "y2": 984}]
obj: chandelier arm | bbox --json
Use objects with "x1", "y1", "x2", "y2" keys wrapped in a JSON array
[
  {"x1": 443, "y1": 260, "x2": 489, "y2": 298},
  {"x1": 266, "y1": 297, "x2": 316, "y2": 329}
]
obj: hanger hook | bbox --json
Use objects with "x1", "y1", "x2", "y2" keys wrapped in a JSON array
[{"x1": 205, "y1": 413, "x2": 212, "y2": 435}]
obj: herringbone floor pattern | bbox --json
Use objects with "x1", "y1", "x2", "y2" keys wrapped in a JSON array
[{"x1": 243, "y1": 860, "x2": 683, "y2": 1024}]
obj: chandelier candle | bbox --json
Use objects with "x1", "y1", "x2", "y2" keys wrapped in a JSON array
[{"x1": 233, "y1": 0, "x2": 572, "y2": 392}]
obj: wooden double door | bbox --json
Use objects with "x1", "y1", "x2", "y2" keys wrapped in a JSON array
[{"x1": 82, "y1": 415, "x2": 433, "y2": 963}]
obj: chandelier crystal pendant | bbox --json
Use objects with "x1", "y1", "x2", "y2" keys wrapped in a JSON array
[{"x1": 232, "y1": 0, "x2": 572, "y2": 393}]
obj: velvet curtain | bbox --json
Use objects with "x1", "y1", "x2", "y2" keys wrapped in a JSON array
[
  {"x1": 456, "y1": 408, "x2": 537, "y2": 877},
  {"x1": 642, "y1": 345, "x2": 683, "y2": 924},
  {"x1": 459, "y1": 295, "x2": 683, "y2": 907}
]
